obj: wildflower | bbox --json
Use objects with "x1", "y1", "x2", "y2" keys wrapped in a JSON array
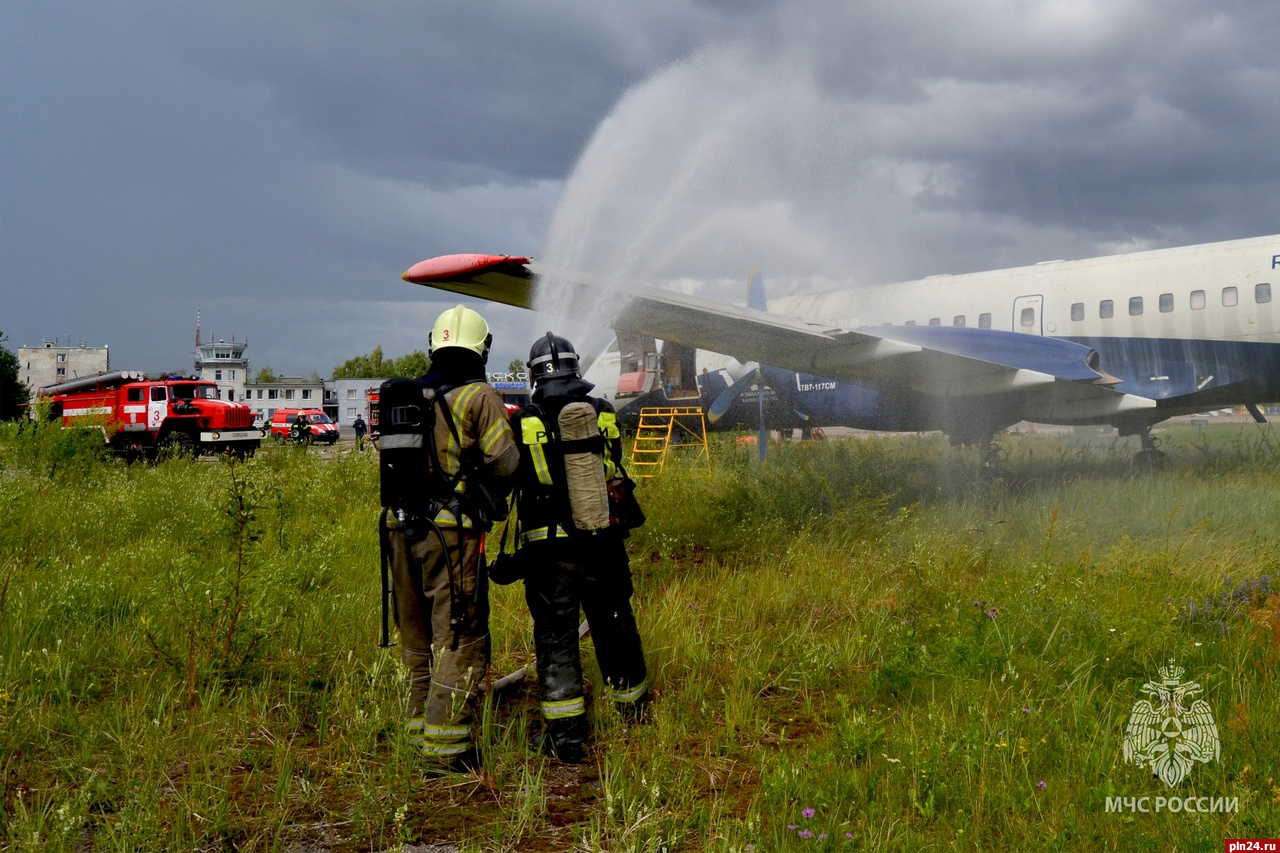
[
  {"x1": 1036, "y1": 780, "x2": 1047, "y2": 790},
  {"x1": 802, "y1": 807, "x2": 815, "y2": 819},
  {"x1": 788, "y1": 825, "x2": 796, "y2": 830},
  {"x1": 799, "y1": 829, "x2": 812, "y2": 838},
  {"x1": 846, "y1": 833, "x2": 854, "y2": 840},
  {"x1": 1021, "y1": 707, "x2": 1031, "y2": 714}
]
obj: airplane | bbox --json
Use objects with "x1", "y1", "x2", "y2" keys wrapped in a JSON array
[{"x1": 402, "y1": 234, "x2": 1280, "y2": 463}]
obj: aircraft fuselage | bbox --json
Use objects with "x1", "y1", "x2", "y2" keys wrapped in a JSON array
[{"x1": 584, "y1": 235, "x2": 1280, "y2": 437}]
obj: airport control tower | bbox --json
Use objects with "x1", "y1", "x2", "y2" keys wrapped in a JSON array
[{"x1": 193, "y1": 311, "x2": 249, "y2": 403}]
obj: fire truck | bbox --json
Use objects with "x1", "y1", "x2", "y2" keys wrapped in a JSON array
[
  {"x1": 40, "y1": 371, "x2": 265, "y2": 458},
  {"x1": 365, "y1": 386, "x2": 381, "y2": 439}
]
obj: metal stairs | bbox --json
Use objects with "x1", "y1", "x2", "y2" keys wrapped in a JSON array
[{"x1": 629, "y1": 406, "x2": 711, "y2": 476}]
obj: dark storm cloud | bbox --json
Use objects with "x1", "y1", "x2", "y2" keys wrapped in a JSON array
[
  {"x1": 779, "y1": 0, "x2": 1280, "y2": 249},
  {"x1": 1, "y1": 1, "x2": 721, "y2": 374},
  {"x1": 538, "y1": 0, "x2": 1279, "y2": 315},
  {"x1": 3, "y1": 0, "x2": 1277, "y2": 378}
]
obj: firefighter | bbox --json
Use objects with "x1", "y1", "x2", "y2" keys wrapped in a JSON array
[
  {"x1": 511, "y1": 332, "x2": 649, "y2": 763},
  {"x1": 385, "y1": 305, "x2": 519, "y2": 773},
  {"x1": 291, "y1": 411, "x2": 310, "y2": 443}
]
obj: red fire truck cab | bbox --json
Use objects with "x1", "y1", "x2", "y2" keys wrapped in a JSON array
[{"x1": 41, "y1": 371, "x2": 265, "y2": 458}]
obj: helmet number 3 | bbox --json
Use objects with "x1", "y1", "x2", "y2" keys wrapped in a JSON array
[{"x1": 441, "y1": 330, "x2": 451, "y2": 341}]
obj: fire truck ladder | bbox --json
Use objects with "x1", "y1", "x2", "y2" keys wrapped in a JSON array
[{"x1": 629, "y1": 406, "x2": 711, "y2": 477}]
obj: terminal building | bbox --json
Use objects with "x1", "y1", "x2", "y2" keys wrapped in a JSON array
[
  {"x1": 18, "y1": 339, "x2": 110, "y2": 394},
  {"x1": 243, "y1": 377, "x2": 326, "y2": 425}
]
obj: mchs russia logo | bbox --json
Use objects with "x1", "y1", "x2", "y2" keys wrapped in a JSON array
[{"x1": 1123, "y1": 660, "x2": 1221, "y2": 788}]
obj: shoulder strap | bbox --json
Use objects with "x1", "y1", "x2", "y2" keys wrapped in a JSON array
[{"x1": 426, "y1": 376, "x2": 485, "y2": 445}]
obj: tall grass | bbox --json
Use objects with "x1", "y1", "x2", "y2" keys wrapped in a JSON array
[{"x1": 1, "y1": 422, "x2": 1277, "y2": 850}]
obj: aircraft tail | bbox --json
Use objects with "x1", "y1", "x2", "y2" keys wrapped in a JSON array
[{"x1": 748, "y1": 269, "x2": 767, "y2": 311}]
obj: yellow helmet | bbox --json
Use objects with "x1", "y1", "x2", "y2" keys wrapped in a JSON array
[{"x1": 429, "y1": 304, "x2": 492, "y2": 362}]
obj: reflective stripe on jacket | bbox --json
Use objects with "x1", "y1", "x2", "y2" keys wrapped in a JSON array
[{"x1": 431, "y1": 382, "x2": 518, "y2": 529}]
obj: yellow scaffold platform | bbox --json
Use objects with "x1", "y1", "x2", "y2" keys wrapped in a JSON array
[{"x1": 629, "y1": 406, "x2": 711, "y2": 477}]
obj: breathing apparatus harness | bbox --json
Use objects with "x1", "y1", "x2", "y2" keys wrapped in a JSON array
[{"x1": 377, "y1": 376, "x2": 491, "y2": 651}]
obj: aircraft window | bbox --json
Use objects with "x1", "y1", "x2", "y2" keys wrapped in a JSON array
[
  {"x1": 1020, "y1": 308, "x2": 1035, "y2": 327},
  {"x1": 953, "y1": 315, "x2": 965, "y2": 327},
  {"x1": 1100, "y1": 300, "x2": 1114, "y2": 319},
  {"x1": 1159, "y1": 293, "x2": 1174, "y2": 313},
  {"x1": 1191, "y1": 290, "x2": 1206, "y2": 310},
  {"x1": 1222, "y1": 286, "x2": 1238, "y2": 307},
  {"x1": 1071, "y1": 303, "x2": 1084, "y2": 321},
  {"x1": 928, "y1": 317, "x2": 941, "y2": 326},
  {"x1": 1129, "y1": 297, "x2": 1143, "y2": 316},
  {"x1": 905, "y1": 320, "x2": 916, "y2": 326},
  {"x1": 1256, "y1": 283, "x2": 1271, "y2": 304},
  {"x1": 978, "y1": 313, "x2": 992, "y2": 329}
]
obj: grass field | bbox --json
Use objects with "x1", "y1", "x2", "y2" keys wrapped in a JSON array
[{"x1": 1, "y1": 421, "x2": 1278, "y2": 851}]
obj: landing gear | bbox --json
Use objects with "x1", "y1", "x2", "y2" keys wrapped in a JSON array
[
  {"x1": 948, "y1": 431, "x2": 1011, "y2": 480},
  {"x1": 979, "y1": 437, "x2": 1010, "y2": 478},
  {"x1": 1131, "y1": 428, "x2": 1170, "y2": 471}
]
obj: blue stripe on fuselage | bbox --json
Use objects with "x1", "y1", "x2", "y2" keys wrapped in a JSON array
[
  {"x1": 1064, "y1": 336, "x2": 1280, "y2": 403},
  {"x1": 611, "y1": 335, "x2": 1280, "y2": 431}
]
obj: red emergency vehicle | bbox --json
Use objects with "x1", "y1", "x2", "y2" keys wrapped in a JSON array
[{"x1": 40, "y1": 371, "x2": 264, "y2": 458}]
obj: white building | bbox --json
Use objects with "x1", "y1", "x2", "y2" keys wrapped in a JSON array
[
  {"x1": 329, "y1": 378, "x2": 388, "y2": 429},
  {"x1": 244, "y1": 377, "x2": 326, "y2": 425},
  {"x1": 19, "y1": 340, "x2": 110, "y2": 393}
]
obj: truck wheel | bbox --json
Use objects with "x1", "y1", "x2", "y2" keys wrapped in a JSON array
[{"x1": 158, "y1": 430, "x2": 197, "y2": 460}]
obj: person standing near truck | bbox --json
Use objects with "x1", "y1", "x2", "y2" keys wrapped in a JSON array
[{"x1": 353, "y1": 414, "x2": 367, "y2": 449}]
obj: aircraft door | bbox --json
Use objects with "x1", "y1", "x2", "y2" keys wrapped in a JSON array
[
  {"x1": 615, "y1": 333, "x2": 658, "y2": 398},
  {"x1": 659, "y1": 341, "x2": 701, "y2": 399},
  {"x1": 1012, "y1": 295, "x2": 1044, "y2": 335}
]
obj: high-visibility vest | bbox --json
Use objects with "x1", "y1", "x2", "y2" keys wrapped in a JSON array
[{"x1": 514, "y1": 398, "x2": 622, "y2": 545}]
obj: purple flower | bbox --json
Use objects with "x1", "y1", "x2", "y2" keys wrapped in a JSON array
[
  {"x1": 802, "y1": 807, "x2": 815, "y2": 819},
  {"x1": 819, "y1": 834, "x2": 828, "y2": 840},
  {"x1": 1021, "y1": 707, "x2": 1031, "y2": 714},
  {"x1": 799, "y1": 829, "x2": 813, "y2": 838},
  {"x1": 846, "y1": 833, "x2": 854, "y2": 839},
  {"x1": 788, "y1": 825, "x2": 796, "y2": 830},
  {"x1": 1036, "y1": 780, "x2": 1047, "y2": 790}
]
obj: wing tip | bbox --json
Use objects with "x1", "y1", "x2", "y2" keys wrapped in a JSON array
[{"x1": 402, "y1": 253, "x2": 531, "y2": 283}]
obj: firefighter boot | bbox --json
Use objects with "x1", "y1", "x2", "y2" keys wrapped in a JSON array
[
  {"x1": 534, "y1": 715, "x2": 589, "y2": 764},
  {"x1": 422, "y1": 746, "x2": 483, "y2": 778},
  {"x1": 616, "y1": 690, "x2": 650, "y2": 724}
]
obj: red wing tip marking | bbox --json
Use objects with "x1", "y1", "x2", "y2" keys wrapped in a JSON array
[{"x1": 402, "y1": 253, "x2": 531, "y2": 283}]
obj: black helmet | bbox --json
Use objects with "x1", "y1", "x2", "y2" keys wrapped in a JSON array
[{"x1": 527, "y1": 332, "x2": 581, "y2": 384}]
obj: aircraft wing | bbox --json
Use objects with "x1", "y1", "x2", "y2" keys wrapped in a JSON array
[{"x1": 403, "y1": 254, "x2": 1156, "y2": 421}]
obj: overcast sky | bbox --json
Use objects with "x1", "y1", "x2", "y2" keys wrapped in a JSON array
[{"x1": 3, "y1": 1, "x2": 1278, "y2": 378}]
